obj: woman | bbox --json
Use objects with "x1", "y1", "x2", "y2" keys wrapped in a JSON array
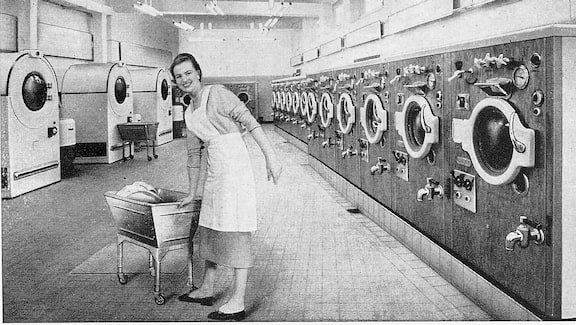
[{"x1": 170, "y1": 53, "x2": 282, "y2": 321}]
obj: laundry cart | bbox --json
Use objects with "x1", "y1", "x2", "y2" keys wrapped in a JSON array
[
  {"x1": 104, "y1": 189, "x2": 201, "y2": 305},
  {"x1": 117, "y1": 122, "x2": 159, "y2": 161}
]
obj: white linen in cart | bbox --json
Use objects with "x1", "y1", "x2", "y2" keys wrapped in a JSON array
[
  {"x1": 185, "y1": 85, "x2": 257, "y2": 232},
  {"x1": 116, "y1": 181, "x2": 162, "y2": 203}
]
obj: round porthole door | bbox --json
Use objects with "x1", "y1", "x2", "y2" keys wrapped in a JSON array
[
  {"x1": 8, "y1": 52, "x2": 59, "y2": 129},
  {"x1": 286, "y1": 92, "x2": 293, "y2": 113},
  {"x1": 394, "y1": 95, "x2": 439, "y2": 159},
  {"x1": 320, "y1": 92, "x2": 334, "y2": 128},
  {"x1": 360, "y1": 93, "x2": 388, "y2": 144},
  {"x1": 452, "y1": 98, "x2": 535, "y2": 185},
  {"x1": 108, "y1": 64, "x2": 132, "y2": 118},
  {"x1": 307, "y1": 92, "x2": 318, "y2": 123},
  {"x1": 300, "y1": 92, "x2": 308, "y2": 117},
  {"x1": 292, "y1": 92, "x2": 300, "y2": 114},
  {"x1": 281, "y1": 91, "x2": 287, "y2": 111},
  {"x1": 336, "y1": 92, "x2": 356, "y2": 134},
  {"x1": 237, "y1": 91, "x2": 250, "y2": 104}
]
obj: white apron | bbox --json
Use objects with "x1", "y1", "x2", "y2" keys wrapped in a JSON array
[{"x1": 185, "y1": 85, "x2": 258, "y2": 232}]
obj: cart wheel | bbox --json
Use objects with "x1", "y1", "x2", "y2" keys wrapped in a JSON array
[
  {"x1": 118, "y1": 273, "x2": 127, "y2": 285},
  {"x1": 148, "y1": 156, "x2": 152, "y2": 161},
  {"x1": 155, "y1": 294, "x2": 166, "y2": 305},
  {"x1": 130, "y1": 155, "x2": 134, "y2": 159},
  {"x1": 154, "y1": 155, "x2": 158, "y2": 159},
  {"x1": 123, "y1": 157, "x2": 127, "y2": 162}
]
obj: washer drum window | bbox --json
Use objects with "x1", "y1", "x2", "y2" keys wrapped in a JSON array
[
  {"x1": 320, "y1": 92, "x2": 334, "y2": 128},
  {"x1": 22, "y1": 72, "x2": 48, "y2": 112},
  {"x1": 360, "y1": 93, "x2": 388, "y2": 144},
  {"x1": 452, "y1": 97, "x2": 535, "y2": 185},
  {"x1": 394, "y1": 95, "x2": 439, "y2": 159},
  {"x1": 337, "y1": 92, "x2": 355, "y2": 134},
  {"x1": 306, "y1": 92, "x2": 318, "y2": 123}
]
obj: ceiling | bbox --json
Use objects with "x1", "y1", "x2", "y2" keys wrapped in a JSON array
[{"x1": 119, "y1": 0, "x2": 332, "y2": 30}]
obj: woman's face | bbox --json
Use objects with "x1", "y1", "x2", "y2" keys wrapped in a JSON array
[{"x1": 173, "y1": 60, "x2": 201, "y2": 96}]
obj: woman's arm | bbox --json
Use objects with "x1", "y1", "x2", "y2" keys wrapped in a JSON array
[
  {"x1": 179, "y1": 130, "x2": 206, "y2": 207},
  {"x1": 250, "y1": 127, "x2": 283, "y2": 184}
]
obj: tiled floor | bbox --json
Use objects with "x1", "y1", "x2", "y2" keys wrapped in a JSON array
[{"x1": 1, "y1": 125, "x2": 492, "y2": 322}]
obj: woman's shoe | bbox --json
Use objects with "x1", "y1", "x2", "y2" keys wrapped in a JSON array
[
  {"x1": 207, "y1": 310, "x2": 246, "y2": 321},
  {"x1": 178, "y1": 293, "x2": 214, "y2": 306}
]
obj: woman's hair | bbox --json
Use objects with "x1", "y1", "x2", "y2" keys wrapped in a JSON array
[{"x1": 169, "y1": 53, "x2": 202, "y2": 81}]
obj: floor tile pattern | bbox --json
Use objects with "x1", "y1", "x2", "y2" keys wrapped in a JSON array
[{"x1": 1, "y1": 125, "x2": 491, "y2": 322}]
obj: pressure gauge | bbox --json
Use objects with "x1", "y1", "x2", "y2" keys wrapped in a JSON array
[
  {"x1": 426, "y1": 73, "x2": 436, "y2": 90},
  {"x1": 513, "y1": 65, "x2": 530, "y2": 90}
]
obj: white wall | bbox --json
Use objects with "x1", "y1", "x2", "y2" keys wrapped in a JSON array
[
  {"x1": 297, "y1": 0, "x2": 576, "y2": 73},
  {"x1": 179, "y1": 28, "x2": 298, "y2": 77}
]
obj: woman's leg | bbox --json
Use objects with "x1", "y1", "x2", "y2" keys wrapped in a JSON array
[
  {"x1": 219, "y1": 267, "x2": 248, "y2": 313},
  {"x1": 186, "y1": 260, "x2": 217, "y2": 298}
]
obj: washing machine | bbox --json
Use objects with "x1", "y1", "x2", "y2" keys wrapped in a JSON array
[
  {"x1": 333, "y1": 66, "x2": 361, "y2": 187},
  {"x1": 0, "y1": 50, "x2": 60, "y2": 198},
  {"x1": 130, "y1": 68, "x2": 173, "y2": 145},
  {"x1": 304, "y1": 74, "x2": 322, "y2": 160},
  {"x1": 60, "y1": 62, "x2": 133, "y2": 164},
  {"x1": 317, "y1": 71, "x2": 337, "y2": 171},
  {"x1": 284, "y1": 82, "x2": 295, "y2": 136},
  {"x1": 389, "y1": 55, "x2": 447, "y2": 241},
  {"x1": 271, "y1": 84, "x2": 280, "y2": 123},
  {"x1": 221, "y1": 82, "x2": 259, "y2": 120},
  {"x1": 357, "y1": 62, "x2": 394, "y2": 208},
  {"x1": 298, "y1": 78, "x2": 314, "y2": 144},
  {"x1": 291, "y1": 78, "x2": 309, "y2": 143},
  {"x1": 274, "y1": 82, "x2": 285, "y2": 131},
  {"x1": 446, "y1": 37, "x2": 562, "y2": 317}
]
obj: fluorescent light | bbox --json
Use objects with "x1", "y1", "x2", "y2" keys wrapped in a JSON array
[
  {"x1": 133, "y1": 1, "x2": 163, "y2": 16},
  {"x1": 205, "y1": 1, "x2": 225, "y2": 15},
  {"x1": 269, "y1": 17, "x2": 279, "y2": 27},
  {"x1": 173, "y1": 20, "x2": 195, "y2": 31},
  {"x1": 205, "y1": 2, "x2": 218, "y2": 15},
  {"x1": 213, "y1": 5, "x2": 225, "y2": 15}
]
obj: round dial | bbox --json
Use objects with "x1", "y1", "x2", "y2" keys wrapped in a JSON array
[{"x1": 513, "y1": 65, "x2": 530, "y2": 90}]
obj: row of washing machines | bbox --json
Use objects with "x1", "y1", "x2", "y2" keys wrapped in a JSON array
[
  {"x1": 1, "y1": 50, "x2": 175, "y2": 199},
  {"x1": 272, "y1": 30, "x2": 576, "y2": 319}
]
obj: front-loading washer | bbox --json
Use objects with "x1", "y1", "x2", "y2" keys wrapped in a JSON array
[
  {"x1": 130, "y1": 67, "x2": 173, "y2": 146},
  {"x1": 1, "y1": 50, "x2": 60, "y2": 198},
  {"x1": 60, "y1": 62, "x2": 133, "y2": 164}
]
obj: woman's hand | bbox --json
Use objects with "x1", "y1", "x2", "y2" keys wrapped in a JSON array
[
  {"x1": 178, "y1": 195, "x2": 195, "y2": 208},
  {"x1": 266, "y1": 158, "x2": 283, "y2": 184}
]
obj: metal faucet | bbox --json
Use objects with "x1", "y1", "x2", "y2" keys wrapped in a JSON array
[
  {"x1": 370, "y1": 157, "x2": 390, "y2": 175},
  {"x1": 341, "y1": 146, "x2": 358, "y2": 159},
  {"x1": 505, "y1": 216, "x2": 545, "y2": 251},
  {"x1": 321, "y1": 138, "x2": 334, "y2": 148},
  {"x1": 417, "y1": 178, "x2": 444, "y2": 201},
  {"x1": 307, "y1": 131, "x2": 317, "y2": 141}
]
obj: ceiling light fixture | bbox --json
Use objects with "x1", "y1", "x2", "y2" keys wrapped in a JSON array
[
  {"x1": 133, "y1": 1, "x2": 163, "y2": 16},
  {"x1": 263, "y1": 1, "x2": 291, "y2": 29},
  {"x1": 205, "y1": 0, "x2": 225, "y2": 16},
  {"x1": 173, "y1": 20, "x2": 195, "y2": 31}
]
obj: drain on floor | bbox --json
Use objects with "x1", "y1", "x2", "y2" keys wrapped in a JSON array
[{"x1": 346, "y1": 208, "x2": 361, "y2": 214}]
